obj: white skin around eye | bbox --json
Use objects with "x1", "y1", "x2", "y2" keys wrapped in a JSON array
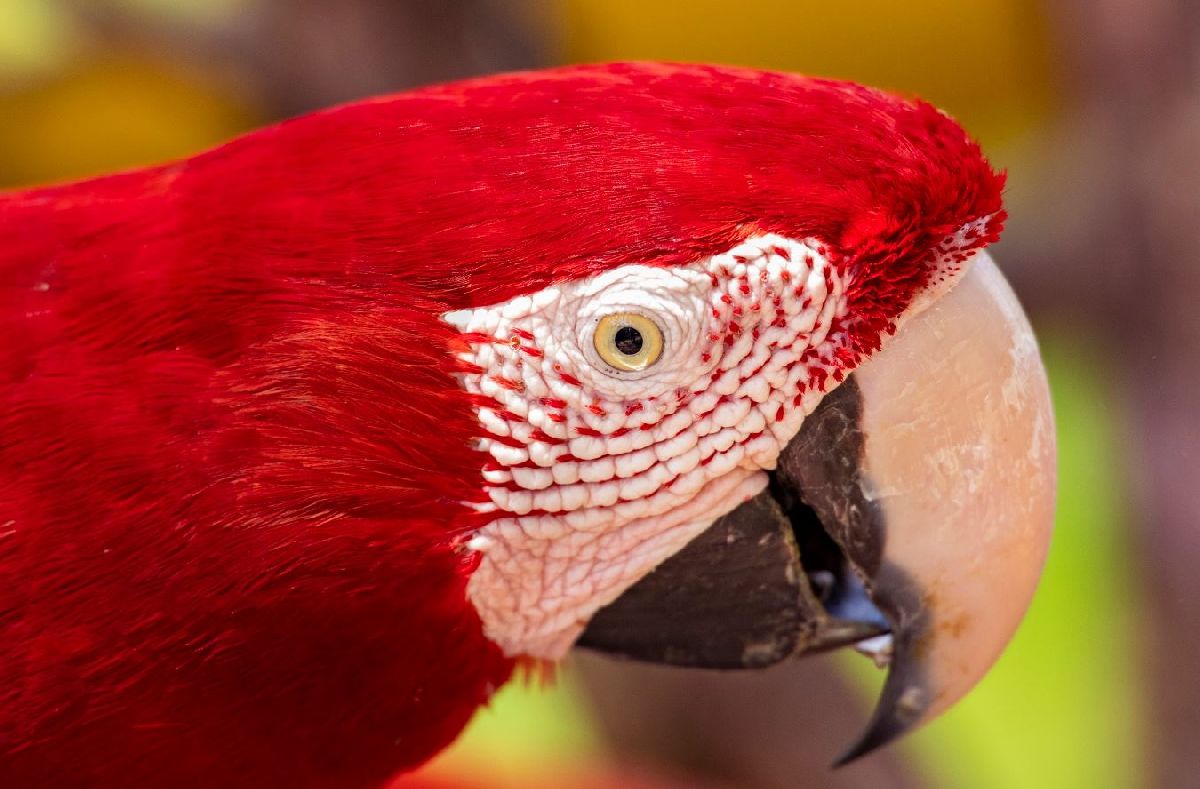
[
  {"x1": 443, "y1": 234, "x2": 847, "y2": 657},
  {"x1": 443, "y1": 230, "x2": 976, "y2": 659},
  {"x1": 566, "y1": 265, "x2": 715, "y2": 398}
]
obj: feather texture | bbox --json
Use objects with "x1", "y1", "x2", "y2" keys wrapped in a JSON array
[{"x1": 0, "y1": 62, "x2": 1003, "y2": 786}]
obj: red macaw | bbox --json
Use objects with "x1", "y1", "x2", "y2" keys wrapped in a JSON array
[{"x1": 0, "y1": 63, "x2": 1055, "y2": 787}]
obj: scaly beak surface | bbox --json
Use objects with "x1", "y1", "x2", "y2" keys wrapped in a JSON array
[
  {"x1": 580, "y1": 251, "x2": 1055, "y2": 762},
  {"x1": 826, "y1": 251, "x2": 1056, "y2": 760}
]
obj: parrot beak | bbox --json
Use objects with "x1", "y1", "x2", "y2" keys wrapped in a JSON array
[
  {"x1": 812, "y1": 250, "x2": 1055, "y2": 761},
  {"x1": 580, "y1": 251, "x2": 1055, "y2": 761}
]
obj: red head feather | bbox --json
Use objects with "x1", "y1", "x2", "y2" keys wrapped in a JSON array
[{"x1": 0, "y1": 63, "x2": 1003, "y2": 786}]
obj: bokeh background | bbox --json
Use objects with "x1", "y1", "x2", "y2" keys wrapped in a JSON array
[{"x1": 3, "y1": 1, "x2": 1195, "y2": 787}]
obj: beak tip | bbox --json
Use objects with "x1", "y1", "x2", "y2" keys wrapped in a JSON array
[
  {"x1": 832, "y1": 741, "x2": 890, "y2": 769},
  {"x1": 832, "y1": 682, "x2": 928, "y2": 768},
  {"x1": 833, "y1": 642, "x2": 930, "y2": 768},
  {"x1": 830, "y1": 740, "x2": 877, "y2": 769}
]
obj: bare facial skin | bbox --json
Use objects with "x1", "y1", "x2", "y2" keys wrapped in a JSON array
[{"x1": 445, "y1": 234, "x2": 850, "y2": 657}]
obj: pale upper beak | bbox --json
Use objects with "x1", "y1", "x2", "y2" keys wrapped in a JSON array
[
  {"x1": 581, "y1": 250, "x2": 1056, "y2": 762},
  {"x1": 827, "y1": 250, "x2": 1056, "y2": 760}
]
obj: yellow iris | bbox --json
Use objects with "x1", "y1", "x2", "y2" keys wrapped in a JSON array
[{"x1": 593, "y1": 312, "x2": 663, "y2": 372}]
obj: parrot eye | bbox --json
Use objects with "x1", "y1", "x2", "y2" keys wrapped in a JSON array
[{"x1": 593, "y1": 312, "x2": 664, "y2": 372}]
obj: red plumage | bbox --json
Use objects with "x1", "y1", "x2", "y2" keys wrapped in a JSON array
[{"x1": 0, "y1": 63, "x2": 1003, "y2": 786}]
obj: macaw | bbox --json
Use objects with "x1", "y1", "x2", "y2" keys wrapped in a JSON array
[{"x1": 0, "y1": 63, "x2": 1055, "y2": 787}]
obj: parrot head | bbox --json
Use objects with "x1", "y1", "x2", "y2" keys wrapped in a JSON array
[
  {"x1": 0, "y1": 62, "x2": 1054, "y2": 784},
  {"x1": 421, "y1": 62, "x2": 1054, "y2": 759}
]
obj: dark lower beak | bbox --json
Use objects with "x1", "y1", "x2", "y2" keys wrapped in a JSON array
[{"x1": 577, "y1": 378, "x2": 886, "y2": 671}]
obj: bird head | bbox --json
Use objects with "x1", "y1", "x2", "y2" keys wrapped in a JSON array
[
  {"x1": 3, "y1": 62, "x2": 1054, "y2": 780},
  {"x1": 363, "y1": 63, "x2": 1054, "y2": 757}
]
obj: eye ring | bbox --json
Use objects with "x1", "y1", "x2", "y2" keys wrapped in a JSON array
[{"x1": 593, "y1": 312, "x2": 664, "y2": 372}]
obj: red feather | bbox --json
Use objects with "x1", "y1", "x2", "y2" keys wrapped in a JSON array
[{"x1": 0, "y1": 62, "x2": 1003, "y2": 786}]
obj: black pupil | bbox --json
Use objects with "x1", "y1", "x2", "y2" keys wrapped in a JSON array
[{"x1": 614, "y1": 325, "x2": 644, "y2": 356}]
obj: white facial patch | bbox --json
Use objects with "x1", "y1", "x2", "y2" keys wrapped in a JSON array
[{"x1": 444, "y1": 234, "x2": 853, "y2": 658}]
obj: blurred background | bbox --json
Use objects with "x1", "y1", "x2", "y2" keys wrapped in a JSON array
[{"x1": 2, "y1": 1, "x2": 1195, "y2": 787}]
